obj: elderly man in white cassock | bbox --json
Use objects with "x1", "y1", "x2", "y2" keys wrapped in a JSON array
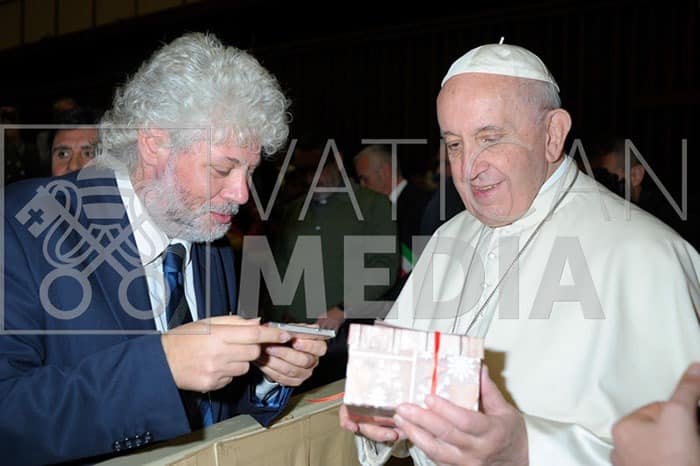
[{"x1": 340, "y1": 41, "x2": 700, "y2": 466}]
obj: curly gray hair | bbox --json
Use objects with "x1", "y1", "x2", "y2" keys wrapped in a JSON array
[{"x1": 98, "y1": 32, "x2": 290, "y2": 171}]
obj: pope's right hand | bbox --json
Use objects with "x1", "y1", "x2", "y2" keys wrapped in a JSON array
[
  {"x1": 339, "y1": 404, "x2": 405, "y2": 443},
  {"x1": 161, "y1": 316, "x2": 291, "y2": 392}
]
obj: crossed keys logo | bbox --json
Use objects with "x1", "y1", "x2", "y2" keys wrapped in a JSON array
[{"x1": 14, "y1": 167, "x2": 157, "y2": 321}]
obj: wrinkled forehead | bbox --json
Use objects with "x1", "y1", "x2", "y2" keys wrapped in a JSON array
[
  {"x1": 439, "y1": 74, "x2": 546, "y2": 133},
  {"x1": 439, "y1": 73, "x2": 527, "y2": 104}
]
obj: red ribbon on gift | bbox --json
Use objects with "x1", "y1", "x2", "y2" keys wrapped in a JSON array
[
  {"x1": 431, "y1": 331, "x2": 441, "y2": 395},
  {"x1": 305, "y1": 392, "x2": 345, "y2": 403}
]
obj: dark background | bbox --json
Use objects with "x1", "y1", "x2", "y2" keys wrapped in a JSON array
[{"x1": 1, "y1": 0, "x2": 697, "y2": 195}]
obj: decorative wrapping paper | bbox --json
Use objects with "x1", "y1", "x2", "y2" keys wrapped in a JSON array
[{"x1": 344, "y1": 323, "x2": 484, "y2": 424}]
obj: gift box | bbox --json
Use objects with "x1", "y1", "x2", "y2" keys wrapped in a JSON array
[{"x1": 343, "y1": 323, "x2": 484, "y2": 425}]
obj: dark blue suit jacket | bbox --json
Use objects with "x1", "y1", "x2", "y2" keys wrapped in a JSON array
[{"x1": 0, "y1": 168, "x2": 290, "y2": 465}]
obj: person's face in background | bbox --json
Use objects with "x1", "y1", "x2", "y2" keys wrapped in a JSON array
[
  {"x1": 354, "y1": 154, "x2": 388, "y2": 195},
  {"x1": 591, "y1": 152, "x2": 623, "y2": 178},
  {"x1": 51, "y1": 128, "x2": 98, "y2": 176}
]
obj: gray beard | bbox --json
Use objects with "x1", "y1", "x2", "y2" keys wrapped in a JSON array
[{"x1": 136, "y1": 162, "x2": 239, "y2": 242}]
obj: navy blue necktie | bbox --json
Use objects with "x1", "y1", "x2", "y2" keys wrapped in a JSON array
[
  {"x1": 163, "y1": 243, "x2": 213, "y2": 427},
  {"x1": 163, "y1": 243, "x2": 192, "y2": 329}
]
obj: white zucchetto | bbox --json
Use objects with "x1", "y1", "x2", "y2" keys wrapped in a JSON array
[{"x1": 441, "y1": 41, "x2": 559, "y2": 92}]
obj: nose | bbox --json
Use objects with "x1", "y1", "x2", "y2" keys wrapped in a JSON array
[
  {"x1": 53, "y1": 164, "x2": 67, "y2": 176},
  {"x1": 220, "y1": 170, "x2": 249, "y2": 205},
  {"x1": 68, "y1": 155, "x2": 83, "y2": 173},
  {"x1": 464, "y1": 153, "x2": 489, "y2": 182}
]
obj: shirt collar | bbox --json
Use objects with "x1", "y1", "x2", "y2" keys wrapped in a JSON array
[
  {"x1": 114, "y1": 169, "x2": 192, "y2": 267},
  {"x1": 389, "y1": 179, "x2": 408, "y2": 204},
  {"x1": 538, "y1": 155, "x2": 572, "y2": 194}
]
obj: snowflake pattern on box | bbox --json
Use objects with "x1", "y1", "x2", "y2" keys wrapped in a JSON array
[
  {"x1": 446, "y1": 355, "x2": 480, "y2": 382},
  {"x1": 344, "y1": 323, "x2": 484, "y2": 419},
  {"x1": 364, "y1": 356, "x2": 406, "y2": 406}
]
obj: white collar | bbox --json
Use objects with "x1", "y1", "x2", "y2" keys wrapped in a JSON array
[
  {"x1": 538, "y1": 156, "x2": 572, "y2": 194},
  {"x1": 389, "y1": 179, "x2": 408, "y2": 204},
  {"x1": 114, "y1": 169, "x2": 192, "y2": 267}
]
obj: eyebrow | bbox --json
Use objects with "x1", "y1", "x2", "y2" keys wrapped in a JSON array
[
  {"x1": 223, "y1": 155, "x2": 259, "y2": 170},
  {"x1": 441, "y1": 126, "x2": 507, "y2": 137},
  {"x1": 474, "y1": 125, "x2": 506, "y2": 134}
]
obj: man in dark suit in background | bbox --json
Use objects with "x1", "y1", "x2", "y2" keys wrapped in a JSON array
[
  {"x1": 589, "y1": 137, "x2": 699, "y2": 249},
  {"x1": 354, "y1": 144, "x2": 432, "y2": 276},
  {"x1": 0, "y1": 33, "x2": 325, "y2": 465}
]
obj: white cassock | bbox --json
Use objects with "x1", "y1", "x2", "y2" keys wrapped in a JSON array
[{"x1": 355, "y1": 157, "x2": 700, "y2": 466}]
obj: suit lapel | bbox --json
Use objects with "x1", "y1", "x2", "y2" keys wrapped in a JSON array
[{"x1": 76, "y1": 168, "x2": 156, "y2": 333}]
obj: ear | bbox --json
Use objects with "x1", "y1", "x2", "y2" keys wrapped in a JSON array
[
  {"x1": 630, "y1": 164, "x2": 645, "y2": 187},
  {"x1": 137, "y1": 128, "x2": 171, "y2": 169},
  {"x1": 543, "y1": 109, "x2": 572, "y2": 164}
]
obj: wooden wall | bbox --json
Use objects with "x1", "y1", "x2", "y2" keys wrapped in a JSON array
[
  {"x1": 0, "y1": 0, "x2": 697, "y2": 187},
  {"x1": 0, "y1": 0, "x2": 202, "y2": 50}
]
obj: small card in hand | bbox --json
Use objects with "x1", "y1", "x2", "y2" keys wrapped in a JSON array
[{"x1": 266, "y1": 322, "x2": 336, "y2": 340}]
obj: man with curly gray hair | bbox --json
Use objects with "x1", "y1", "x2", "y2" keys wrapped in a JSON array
[
  {"x1": 0, "y1": 33, "x2": 326, "y2": 465},
  {"x1": 99, "y1": 32, "x2": 290, "y2": 242}
]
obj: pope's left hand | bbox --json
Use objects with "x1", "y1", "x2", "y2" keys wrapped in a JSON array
[
  {"x1": 393, "y1": 364, "x2": 528, "y2": 466},
  {"x1": 256, "y1": 337, "x2": 327, "y2": 386}
]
